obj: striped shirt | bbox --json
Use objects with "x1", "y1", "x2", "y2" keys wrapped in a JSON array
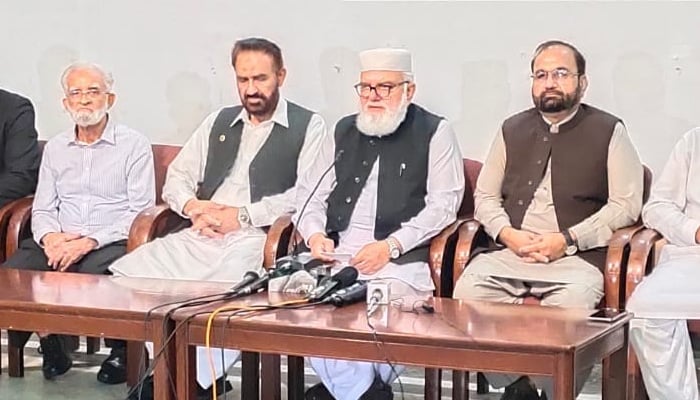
[{"x1": 32, "y1": 117, "x2": 155, "y2": 248}]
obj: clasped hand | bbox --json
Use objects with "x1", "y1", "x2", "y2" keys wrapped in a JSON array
[
  {"x1": 184, "y1": 199, "x2": 241, "y2": 238},
  {"x1": 498, "y1": 227, "x2": 567, "y2": 263}
]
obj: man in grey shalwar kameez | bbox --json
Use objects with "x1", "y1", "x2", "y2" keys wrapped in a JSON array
[
  {"x1": 110, "y1": 38, "x2": 327, "y2": 399},
  {"x1": 452, "y1": 40, "x2": 644, "y2": 400}
]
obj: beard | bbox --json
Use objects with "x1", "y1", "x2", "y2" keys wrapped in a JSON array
[
  {"x1": 533, "y1": 83, "x2": 582, "y2": 113},
  {"x1": 243, "y1": 88, "x2": 279, "y2": 119},
  {"x1": 68, "y1": 104, "x2": 109, "y2": 127},
  {"x1": 356, "y1": 94, "x2": 410, "y2": 137}
]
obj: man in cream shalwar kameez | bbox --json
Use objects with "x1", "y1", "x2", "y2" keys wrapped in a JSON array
[
  {"x1": 109, "y1": 38, "x2": 326, "y2": 397},
  {"x1": 452, "y1": 40, "x2": 643, "y2": 399},
  {"x1": 627, "y1": 128, "x2": 700, "y2": 400}
]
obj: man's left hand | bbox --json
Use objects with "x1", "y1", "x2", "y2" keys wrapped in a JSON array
[
  {"x1": 350, "y1": 241, "x2": 391, "y2": 275},
  {"x1": 518, "y1": 233, "x2": 567, "y2": 263},
  {"x1": 55, "y1": 237, "x2": 98, "y2": 271}
]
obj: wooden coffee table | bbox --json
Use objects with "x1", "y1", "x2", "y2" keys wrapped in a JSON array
[
  {"x1": 0, "y1": 268, "x2": 232, "y2": 400},
  {"x1": 172, "y1": 295, "x2": 630, "y2": 400}
]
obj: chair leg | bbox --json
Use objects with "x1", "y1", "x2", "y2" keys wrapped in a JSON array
[
  {"x1": 453, "y1": 370, "x2": 469, "y2": 400},
  {"x1": 64, "y1": 335, "x2": 79, "y2": 352},
  {"x1": 476, "y1": 372, "x2": 489, "y2": 394},
  {"x1": 627, "y1": 347, "x2": 648, "y2": 400},
  {"x1": 287, "y1": 355, "x2": 305, "y2": 400},
  {"x1": 424, "y1": 368, "x2": 441, "y2": 400},
  {"x1": 86, "y1": 337, "x2": 101, "y2": 354}
]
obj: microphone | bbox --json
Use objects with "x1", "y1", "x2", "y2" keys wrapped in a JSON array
[
  {"x1": 227, "y1": 271, "x2": 260, "y2": 294},
  {"x1": 232, "y1": 262, "x2": 300, "y2": 298},
  {"x1": 326, "y1": 281, "x2": 368, "y2": 307},
  {"x1": 306, "y1": 266, "x2": 358, "y2": 302},
  {"x1": 288, "y1": 149, "x2": 345, "y2": 262}
]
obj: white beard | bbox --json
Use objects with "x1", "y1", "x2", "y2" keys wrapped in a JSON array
[
  {"x1": 356, "y1": 94, "x2": 409, "y2": 137},
  {"x1": 68, "y1": 105, "x2": 109, "y2": 127}
]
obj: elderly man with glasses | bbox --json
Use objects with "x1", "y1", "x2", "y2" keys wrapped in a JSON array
[
  {"x1": 451, "y1": 40, "x2": 644, "y2": 400},
  {"x1": 295, "y1": 47, "x2": 464, "y2": 400},
  {"x1": 2, "y1": 62, "x2": 155, "y2": 384}
]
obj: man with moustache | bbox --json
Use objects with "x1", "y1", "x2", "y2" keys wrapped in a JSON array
[
  {"x1": 109, "y1": 37, "x2": 327, "y2": 399},
  {"x1": 296, "y1": 47, "x2": 464, "y2": 400},
  {"x1": 452, "y1": 40, "x2": 643, "y2": 399},
  {"x1": 2, "y1": 62, "x2": 155, "y2": 383}
]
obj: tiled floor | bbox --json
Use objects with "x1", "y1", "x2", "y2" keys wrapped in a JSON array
[{"x1": 3, "y1": 334, "x2": 698, "y2": 399}]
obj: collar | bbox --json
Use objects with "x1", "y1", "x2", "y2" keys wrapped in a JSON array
[
  {"x1": 541, "y1": 106, "x2": 579, "y2": 134},
  {"x1": 68, "y1": 114, "x2": 116, "y2": 145},
  {"x1": 230, "y1": 97, "x2": 288, "y2": 129}
]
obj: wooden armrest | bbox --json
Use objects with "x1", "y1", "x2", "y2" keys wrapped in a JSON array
[
  {"x1": 429, "y1": 218, "x2": 469, "y2": 298},
  {"x1": 263, "y1": 214, "x2": 295, "y2": 269},
  {"x1": 5, "y1": 197, "x2": 35, "y2": 260},
  {"x1": 127, "y1": 205, "x2": 188, "y2": 252},
  {"x1": 603, "y1": 223, "x2": 645, "y2": 310},
  {"x1": 452, "y1": 219, "x2": 486, "y2": 290},
  {"x1": 0, "y1": 198, "x2": 31, "y2": 263},
  {"x1": 624, "y1": 228, "x2": 664, "y2": 304}
]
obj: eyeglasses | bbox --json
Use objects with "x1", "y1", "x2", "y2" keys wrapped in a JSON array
[
  {"x1": 531, "y1": 68, "x2": 580, "y2": 82},
  {"x1": 354, "y1": 81, "x2": 409, "y2": 98},
  {"x1": 66, "y1": 88, "x2": 108, "y2": 100}
]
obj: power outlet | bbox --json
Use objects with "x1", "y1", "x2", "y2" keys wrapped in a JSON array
[{"x1": 367, "y1": 280, "x2": 390, "y2": 305}]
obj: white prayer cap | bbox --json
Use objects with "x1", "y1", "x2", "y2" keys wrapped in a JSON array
[{"x1": 359, "y1": 48, "x2": 412, "y2": 73}]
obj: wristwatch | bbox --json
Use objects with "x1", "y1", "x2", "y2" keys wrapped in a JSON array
[
  {"x1": 238, "y1": 207, "x2": 251, "y2": 227},
  {"x1": 561, "y1": 229, "x2": 578, "y2": 256},
  {"x1": 386, "y1": 237, "x2": 402, "y2": 259}
]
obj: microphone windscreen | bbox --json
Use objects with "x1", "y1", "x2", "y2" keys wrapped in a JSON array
[{"x1": 332, "y1": 266, "x2": 359, "y2": 287}]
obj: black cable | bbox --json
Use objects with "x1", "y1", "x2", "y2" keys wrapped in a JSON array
[
  {"x1": 126, "y1": 291, "x2": 234, "y2": 400},
  {"x1": 366, "y1": 310, "x2": 405, "y2": 400}
]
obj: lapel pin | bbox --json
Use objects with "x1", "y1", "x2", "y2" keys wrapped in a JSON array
[{"x1": 219, "y1": 134, "x2": 226, "y2": 142}]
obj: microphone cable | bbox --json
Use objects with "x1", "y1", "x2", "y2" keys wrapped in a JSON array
[{"x1": 366, "y1": 306, "x2": 406, "y2": 400}]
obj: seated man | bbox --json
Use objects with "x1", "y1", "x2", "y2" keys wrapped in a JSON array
[
  {"x1": 0, "y1": 88, "x2": 40, "y2": 208},
  {"x1": 297, "y1": 47, "x2": 464, "y2": 400},
  {"x1": 108, "y1": 37, "x2": 326, "y2": 399},
  {"x1": 452, "y1": 40, "x2": 643, "y2": 400},
  {"x1": 2, "y1": 62, "x2": 155, "y2": 383},
  {"x1": 627, "y1": 128, "x2": 700, "y2": 400}
]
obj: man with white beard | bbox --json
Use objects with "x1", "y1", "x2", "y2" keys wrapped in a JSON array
[
  {"x1": 2, "y1": 62, "x2": 155, "y2": 384},
  {"x1": 295, "y1": 48, "x2": 464, "y2": 400}
]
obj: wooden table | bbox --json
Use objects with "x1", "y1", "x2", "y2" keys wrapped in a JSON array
[
  {"x1": 172, "y1": 295, "x2": 630, "y2": 400},
  {"x1": 0, "y1": 268, "x2": 232, "y2": 400}
]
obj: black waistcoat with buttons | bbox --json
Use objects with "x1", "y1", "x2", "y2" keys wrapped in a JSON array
[
  {"x1": 196, "y1": 101, "x2": 312, "y2": 202},
  {"x1": 501, "y1": 103, "x2": 620, "y2": 270},
  {"x1": 325, "y1": 103, "x2": 442, "y2": 245}
]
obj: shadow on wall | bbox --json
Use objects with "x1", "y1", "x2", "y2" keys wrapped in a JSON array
[
  {"x1": 613, "y1": 52, "x2": 694, "y2": 174},
  {"x1": 36, "y1": 45, "x2": 79, "y2": 137},
  {"x1": 166, "y1": 71, "x2": 212, "y2": 143},
  {"x1": 318, "y1": 46, "x2": 361, "y2": 127},
  {"x1": 452, "y1": 60, "x2": 512, "y2": 161}
]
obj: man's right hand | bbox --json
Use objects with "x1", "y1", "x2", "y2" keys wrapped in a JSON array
[{"x1": 308, "y1": 233, "x2": 336, "y2": 263}]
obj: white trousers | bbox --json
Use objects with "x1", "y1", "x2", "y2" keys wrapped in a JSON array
[
  {"x1": 629, "y1": 318, "x2": 698, "y2": 400},
  {"x1": 146, "y1": 342, "x2": 241, "y2": 388},
  {"x1": 309, "y1": 281, "x2": 431, "y2": 400}
]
